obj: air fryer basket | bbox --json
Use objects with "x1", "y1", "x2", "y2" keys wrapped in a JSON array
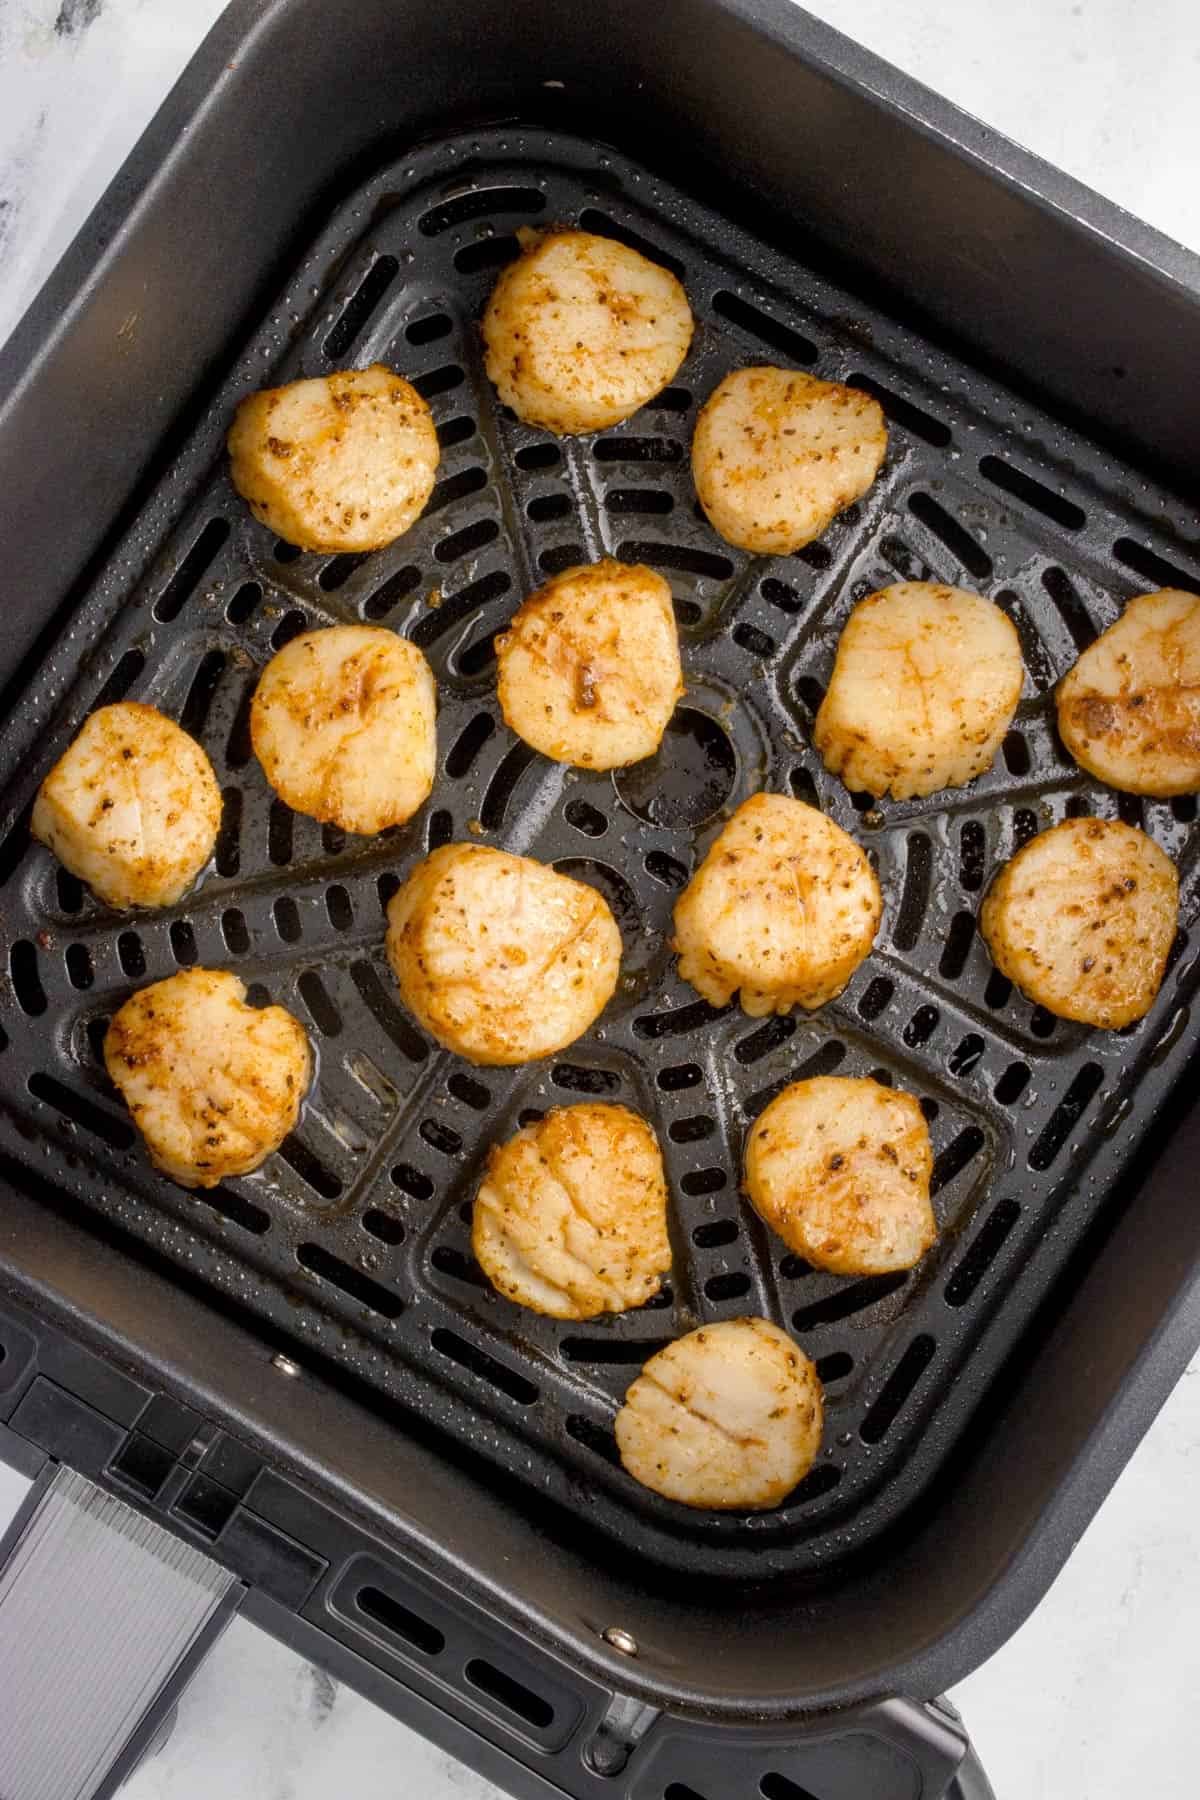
[
  {"x1": 4, "y1": 3, "x2": 1200, "y2": 1796},
  {"x1": 2, "y1": 124, "x2": 1199, "y2": 1588}
]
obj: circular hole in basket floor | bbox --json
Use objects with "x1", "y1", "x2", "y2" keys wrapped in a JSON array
[{"x1": 612, "y1": 706, "x2": 736, "y2": 828}]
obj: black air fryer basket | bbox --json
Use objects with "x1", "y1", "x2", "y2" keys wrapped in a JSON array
[{"x1": 3, "y1": 3, "x2": 1200, "y2": 1796}]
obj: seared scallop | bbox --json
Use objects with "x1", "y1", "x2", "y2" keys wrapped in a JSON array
[
  {"x1": 1057, "y1": 589, "x2": 1200, "y2": 796},
  {"x1": 692, "y1": 366, "x2": 886, "y2": 555},
  {"x1": 251, "y1": 625, "x2": 436, "y2": 835},
  {"x1": 496, "y1": 560, "x2": 683, "y2": 769},
  {"x1": 744, "y1": 1076, "x2": 935, "y2": 1276},
  {"x1": 673, "y1": 793, "x2": 881, "y2": 1016},
  {"x1": 482, "y1": 228, "x2": 693, "y2": 434},
  {"x1": 473, "y1": 1103, "x2": 671, "y2": 1318},
  {"x1": 104, "y1": 969, "x2": 310, "y2": 1188},
  {"x1": 386, "y1": 844, "x2": 621, "y2": 1064},
  {"x1": 227, "y1": 365, "x2": 439, "y2": 552},
  {"x1": 980, "y1": 817, "x2": 1178, "y2": 1028},
  {"x1": 814, "y1": 583, "x2": 1024, "y2": 800},
  {"x1": 615, "y1": 1318, "x2": 823, "y2": 1511},
  {"x1": 32, "y1": 703, "x2": 221, "y2": 909}
]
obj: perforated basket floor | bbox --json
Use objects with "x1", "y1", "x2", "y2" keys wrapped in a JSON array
[{"x1": 2, "y1": 127, "x2": 1199, "y2": 1581}]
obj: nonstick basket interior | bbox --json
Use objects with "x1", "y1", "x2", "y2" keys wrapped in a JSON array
[{"x1": 1, "y1": 126, "x2": 1198, "y2": 1583}]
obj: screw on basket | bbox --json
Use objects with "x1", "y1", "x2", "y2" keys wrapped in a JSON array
[{"x1": 601, "y1": 1626, "x2": 639, "y2": 1656}]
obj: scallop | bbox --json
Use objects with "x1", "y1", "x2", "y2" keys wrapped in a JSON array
[
  {"x1": 744, "y1": 1076, "x2": 935, "y2": 1276},
  {"x1": 673, "y1": 793, "x2": 881, "y2": 1016},
  {"x1": 496, "y1": 560, "x2": 683, "y2": 768},
  {"x1": 386, "y1": 843, "x2": 622, "y2": 1064},
  {"x1": 472, "y1": 1103, "x2": 671, "y2": 1318},
  {"x1": 615, "y1": 1318, "x2": 823, "y2": 1511},
  {"x1": 814, "y1": 582, "x2": 1024, "y2": 800},
  {"x1": 31, "y1": 702, "x2": 221, "y2": 909},
  {"x1": 104, "y1": 969, "x2": 311, "y2": 1188},
  {"x1": 691, "y1": 366, "x2": 887, "y2": 555},
  {"x1": 482, "y1": 228, "x2": 693, "y2": 434},
  {"x1": 250, "y1": 625, "x2": 436, "y2": 835},
  {"x1": 1057, "y1": 588, "x2": 1200, "y2": 796},
  {"x1": 980, "y1": 817, "x2": 1178, "y2": 1028},
  {"x1": 227, "y1": 364, "x2": 439, "y2": 552}
]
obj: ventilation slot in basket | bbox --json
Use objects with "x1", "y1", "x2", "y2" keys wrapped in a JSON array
[
  {"x1": 481, "y1": 741, "x2": 536, "y2": 828},
  {"x1": 323, "y1": 254, "x2": 399, "y2": 359},
  {"x1": 279, "y1": 1138, "x2": 344, "y2": 1201},
  {"x1": 153, "y1": 519, "x2": 230, "y2": 622},
  {"x1": 711, "y1": 290, "x2": 817, "y2": 364},
  {"x1": 760, "y1": 1771, "x2": 822, "y2": 1800},
  {"x1": 364, "y1": 564, "x2": 421, "y2": 620},
  {"x1": 1028, "y1": 1063, "x2": 1104, "y2": 1170},
  {"x1": 28, "y1": 1072, "x2": 134, "y2": 1149},
  {"x1": 362, "y1": 1209, "x2": 406, "y2": 1246},
  {"x1": 93, "y1": 647, "x2": 146, "y2": 708},
  {"x1": 931, "y1": 1125, "x2": 986, "y2": 1193},
  {"x1": 448, "y1": 1070, "x2": 491, "y2": 1110},
  {"x1": 892, "y1": 835, "x2": 932, "y2": 953},
  {"x1": 431, "y1": 1329, "x2": 538, "y2": 1404},
  {"x1": 1041, "y1": 566, "x2": 1097, "y2": 652},
  {"x1": 693, "y1": 1218, "x2": 739, "y2": 1249},
  {"x1": 907, "y1": 493, "x2": 992, "y2": 579},
  {"x1": 681, "y1": 1167, "x2": 727, "y2": 1197},
  {"x1": 10, "y1": 942, "x2": 47, "y2": 1016},
  {"x1": 561, "y1": 1336, "x2": 670, "y2": 1365},
  {"x1": 845, "y1": 372, "x2": 951, "y2": 446},
  {"x1": 616, "y1": 540, "x2": 733, "y2": 582},
  {"x1": 644, "y1": 850, "x2": 688, "y2": 888},
  {"x1": 1113, "y1": 536, "x2": 1200, "y2": 593},
  {"x1": 735, "y1": 1016, "x2": 796, "y2": 1064},
  {"x1": 634, "y1": 999, "x2": 727, "y2": 1040},
  {"x1": 203, "y1": 1185, "x2": 271, "y2": 1236},
  {"x1": 179, "y1": 650, "x2": 225, "y2": 740},
  {"x1": 979, "y1": 455, "x2": 1085, "y2": 530},
  {"x1": 792, "y1": 1272, "x2": 907, "y2": 1330},
  {"x1": 445, "y1": 713, "x2": 496, "y2": 778},
  {"x1": 577, "y1": 208, "x2": 684, "y2": 278},
  {"x1": 297, "y1": 1242, "x2": 402, "y2": 1317},
  {"x1": 298, "y1": 970, "x2": 342, "y2": 1037},
  {"x1": 392, "y1": 1163, "x2": 434, "y2": 1200},
  {"x1": 859, "y1": 1334, "x2": 936, "y2": 1443},
  {"x1": 420, "y1": 185, "x2": 546, "y2": 237},
  {"x1": 945, "y1": 1199, "x2": 1021, "y2": 1306}
]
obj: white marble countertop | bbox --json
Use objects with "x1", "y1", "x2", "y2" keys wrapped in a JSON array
[{"x1": 2, "y1": 2, "x2": 1199, "y2": 1795}]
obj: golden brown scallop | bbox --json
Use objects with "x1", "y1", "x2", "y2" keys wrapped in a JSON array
[
  {"x1": 814, "y1": 583, "x2": 1024, "y2": 799},
  {"x1": 673, "y1": 793, "x2": 881, "y2": 1016},
  {"x1": 691, "y1": 366, "x2": 886, "y2": 554},
  {"x1": 32, "y1": 703, "x2": 221, "y2": 909},
  {"x1": 105, "y1": 969, "x2": 311, "y2": 1188},
  {"x1": 472, "y1": 1104, "x2": 671, "y2": 1318},
  {"x1": 496, "y1": 560, "x2": 683, "y2": 769},
  {"x1": 979, "y1": 817, "x2": 1178, "y2": 1028},
  {"x1": 1057, "y1": 589, "x2": 1200, "y2": 796},
  {"x1": 227, "y1": 365, "x2": 439, "y2": 552},
  {"x1": 250, "y1": 625, "x2": 436, "y2": 835},
  {"x1": 386, "y1": 844, "x2": 622, "y2": 1064},
  {"x1": 615, "y1": 1318, "x2": 824, "y2": 1510},
  {"x1": 744, "y1": 1076, "x2": 935, "y2": 1275},
  {"x1": 482, "y1": 228, "x2": 693, "y2": 434}
]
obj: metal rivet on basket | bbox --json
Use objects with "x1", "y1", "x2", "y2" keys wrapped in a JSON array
[
  {"x1": 271, "y1": 1354, "x2": 301, "y2": 1377},
  {"x1": 601, "y1": 1626, "x2": 639, "y2": 1657}
]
